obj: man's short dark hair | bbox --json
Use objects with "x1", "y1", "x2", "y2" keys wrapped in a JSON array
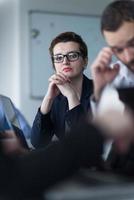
[{"x1": 101, "y1": 0, "x2": 134, "y2": 33}]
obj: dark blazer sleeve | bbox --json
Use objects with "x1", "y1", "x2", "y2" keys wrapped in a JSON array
[
  {"x1": 31, "y1": 108, "x2": 54, "y2": 148},
  {"x1": 31, "y1": 76, "x2": 93, "y2": 149}
]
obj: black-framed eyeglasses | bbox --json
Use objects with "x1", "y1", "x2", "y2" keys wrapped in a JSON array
[{"x1": 52, "y1": 51, "x2": 83, "y2": 63}]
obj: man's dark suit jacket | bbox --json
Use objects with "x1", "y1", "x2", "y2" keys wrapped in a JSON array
[
  {"x1": 0, "y1": 122, "x2": 104, "y2": 199},
  {"x1": 31, "y1": 75, "x2": 93, "y2": 148},
  {"x1": 0, "y1": 122, "x2": 134, "y2": 199}
]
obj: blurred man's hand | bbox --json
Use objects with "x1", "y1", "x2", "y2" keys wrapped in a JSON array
[
  {"x1": 94, "y1": 108, "x2": 134, "y2": 154},
  {"x1": 1, "y1": 130, "x2": 28, "y2": 155}
]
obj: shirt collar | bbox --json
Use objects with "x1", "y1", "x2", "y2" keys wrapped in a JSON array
[{"x1": 117, "y1": 61, "x2": 134, "y2": 81}]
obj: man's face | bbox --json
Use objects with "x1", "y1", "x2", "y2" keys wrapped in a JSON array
[{"x1": 103, "y1": 22, "x2": 134, "y2": 72}]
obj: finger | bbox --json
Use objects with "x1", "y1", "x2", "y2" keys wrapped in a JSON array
[
  {"x1": 0, "y1": 130, "x2": 15, "y2": 139},
  {"x1": 55, "y1": 73, "x2": 70, "y2": 83},
  {"x1": 97, "y1": 51, "x2": 112, "y2": 65},
  {"x1": 49, "y1": 74, "x2": 65, "y2": 83},
  {"x1": 92, "y1": 52, "x2": 113, "y2": 72},
  {"x1": 58, "y1": 72, "x2": 71, "y2": 82},
  {"x1": 102, "y1": 47, "x2": 113, "y2": 55},
  {"x1": 94, "y1": 61, "x2": 110, "y2": 72},
  {"x1": 49, "y1": 78, "x2": 64, "y2": 85},
  {"x1": 52, "y1": 74, "x2": 70, "y2": 85}
]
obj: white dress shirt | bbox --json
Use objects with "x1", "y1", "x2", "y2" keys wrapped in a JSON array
[
  {"x1": 112, "y1": 61, "x2": 134, "y2": 88},
  {"x1": 91, "y1": 61, "x2": 134, "y2": 115},
  {"x1": 91, "y1": 61, "x2": 134, "y2": 160}
]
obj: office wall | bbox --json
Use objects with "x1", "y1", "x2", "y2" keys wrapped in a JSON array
[
  {"x1": 0, "y1": 0, "x2": 20, "y2": 105},
  {"x1": 0, "y1": 0, "x2": 114, "y2": 125}
]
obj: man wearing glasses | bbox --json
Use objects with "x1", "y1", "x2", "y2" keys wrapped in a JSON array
[{"x1": 31, "y1": 31, "x2": 93, "y2": 148}]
